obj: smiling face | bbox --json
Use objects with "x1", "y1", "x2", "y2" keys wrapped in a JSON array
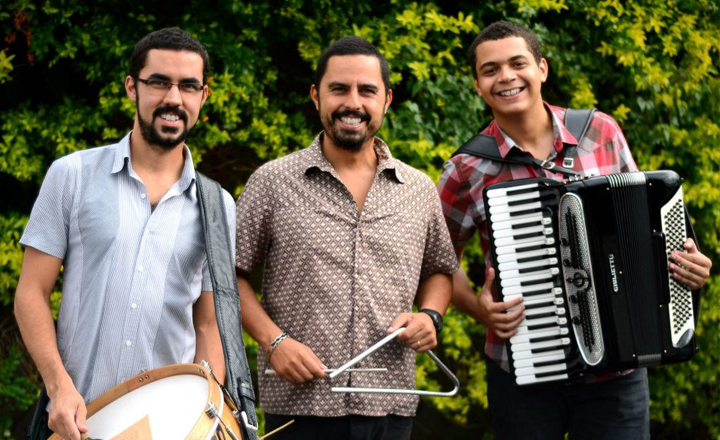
[
  {"x1": 472, "y1": 36, "x2": 548, "y2": 120},
  {"x1": 125, "y1": 49, "x2": 208, "y2": 150},
  {"x1": 310, "y1": 54, "x2": 392, "y2": 152}
]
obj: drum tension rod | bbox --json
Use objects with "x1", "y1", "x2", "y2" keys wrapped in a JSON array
[{"x1": 205, "y1": 402, "x2": 242, "y2": 440}]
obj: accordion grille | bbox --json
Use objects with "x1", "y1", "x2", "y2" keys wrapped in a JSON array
[{"x1": 559, "y1": 193, "x2": 604, "y2": 366}]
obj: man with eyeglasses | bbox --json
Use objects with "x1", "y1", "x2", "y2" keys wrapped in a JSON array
[{"x1": 15, "y1": 28, "x2": 234, "y2": 440}]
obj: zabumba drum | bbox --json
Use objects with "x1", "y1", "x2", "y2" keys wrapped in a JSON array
[{"x1": 48, "y1": 363, "x2": 243, "y2": 440}]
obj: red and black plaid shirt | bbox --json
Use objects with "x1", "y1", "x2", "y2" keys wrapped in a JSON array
[{"x1": 438, "y1": 103, "x2": 637, "y2": 371}]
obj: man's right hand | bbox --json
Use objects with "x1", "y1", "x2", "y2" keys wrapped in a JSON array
[
  {"x1": 47, "y1": 384, "x2": 88, "y2": 440},
  {"x1": 471, "y1": 268, "x2": 525, "y2": 339},
  {"x1": 268, "y1": 338, "x2": 327, "y2": 384}
]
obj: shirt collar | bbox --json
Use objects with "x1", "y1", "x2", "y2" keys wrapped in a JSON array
[
  {"x1": 304, "y1": 132, "x2": 405, "y2": 183},
  {"x1": 111, "y1": 132, "x2": 197, "y2": 198},
  {"x1": 491, "y1": 102, "x2": 577, "y2": 159}
]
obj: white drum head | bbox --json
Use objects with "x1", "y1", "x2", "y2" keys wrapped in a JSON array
[{"x1": 86, "y1": 374, "x2": 211, "y2": 440}]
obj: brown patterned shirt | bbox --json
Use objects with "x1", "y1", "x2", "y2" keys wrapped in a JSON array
[{"x1": 236, "y1": 133, "x2": 459, "y2": 417}]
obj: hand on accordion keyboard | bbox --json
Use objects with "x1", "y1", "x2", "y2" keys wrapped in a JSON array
[
  {"x1": 670, "y1": 238, "x2": 712, "y2": 291},
  {"x1": 475, "y1": 268, "x2": 526, "y2": 339}
]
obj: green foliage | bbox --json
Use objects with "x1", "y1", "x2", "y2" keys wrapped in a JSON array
[{"x1": 1, "y1": 0, "x2": 718, "y2": 438}]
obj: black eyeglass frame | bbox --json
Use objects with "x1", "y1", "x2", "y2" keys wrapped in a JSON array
[{"x1": 135, "y1": 77, "x2": 206, "y2": 95}]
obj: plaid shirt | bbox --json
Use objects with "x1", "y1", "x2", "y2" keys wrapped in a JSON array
[{"x1": 438, "y1": 103, "x2": 637, "y2": 371}]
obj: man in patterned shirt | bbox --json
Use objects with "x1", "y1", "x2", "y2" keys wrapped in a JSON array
[
  {"x1": 438, "y1": 21, "x2": 711, "y2": 440},
  {"x1": 236, "y1": 36, "x2": 458, "y2": 439}
]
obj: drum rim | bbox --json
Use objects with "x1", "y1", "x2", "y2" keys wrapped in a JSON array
[{"x1": 47, "y1": 363, "x2": 221, "y2": 440}]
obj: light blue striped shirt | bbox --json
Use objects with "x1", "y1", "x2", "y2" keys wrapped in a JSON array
[{"x1": 20, "y1": 132, "x2": 235, "y2": 404}]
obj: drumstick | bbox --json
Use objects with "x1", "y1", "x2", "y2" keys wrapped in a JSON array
[
  {"x1": 264, "y1": 368, "x2": 387, "y2": 375},
  {"x1": 260, "y1": 419, "x2": 295, "y2": 439}
]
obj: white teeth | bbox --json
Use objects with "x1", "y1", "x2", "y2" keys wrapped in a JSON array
[
  {"x1": 340, "y1": 117, "x2": 362, "y2": 126},
  {"x1": 160, "y1": 114, "x2": 179, "y2": 122},
  {"x1": 499, "y1": 88, "x2": 522, "y2": 97}
]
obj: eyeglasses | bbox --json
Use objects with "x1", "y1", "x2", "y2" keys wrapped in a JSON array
[{"x1": 136, "y1": 77, "x2": 205, "y2": 95}]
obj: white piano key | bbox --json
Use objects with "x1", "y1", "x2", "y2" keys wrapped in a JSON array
[
  {"x1": 487, "y1": 190, "x2": 544, "y2": 207},
  {"x1": 498, "y1": 257, "x2": 558, "y2": 272},
  {"x1": 495, "y1": 237, "x2": 555, "y2": 255},
  {"x1": 500, "y1": 267, "x2": 560, "y2": 283},
  {"x1": 514, "y1": 363, "x2": 569, "y2": 378},
  {"x1": 518, "y1": 315, "x2": 565, "y2": 328},
  {"x1": 496, "y1": 247, "x2": 556, "y2": 263},
  {"x1": 489, "y1": 200, "x2": 543, "y2": 215},
  {"x1": 491, "y1": 213, "x2": 551, "y2": 231},
  {"x1": 502, "y1": 281, "x2": 555, "y2": 296},
  {"x1": 513, "y1": 351, "x2": 568, "y2": 368},
  {"x1": 524, "y1": 305, "x2": 565, "y2": 317},
  {"x1": 493, "y1": 225, "x2": 553, "y2": 239},
  {"x1": 511, "y1": 337, "x2": 571, "y2": 353},
  {"x1": 510, "y1": 327, "x2": 569, "y2": 344},
  {"x1": 511, "y1": 347, "x2": 567, "y2": 361},
  {"x1": 516, "y1": 373, "x2": 570, "y2": 385},
  {"x1": 486, "y1": 182, "x2": 542, "y2": 198}
]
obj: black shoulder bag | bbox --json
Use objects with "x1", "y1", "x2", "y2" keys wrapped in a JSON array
[{"x1": 196, "y1": 172, "x2": 259, "y2": 440}]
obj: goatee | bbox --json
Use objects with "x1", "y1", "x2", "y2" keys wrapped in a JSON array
[
  {"x1": 137, "y1": 102, "x2": 190, "y2": 151},
  {"x1": 325, "y1": 109, "x2": 376, "y2": 152}
]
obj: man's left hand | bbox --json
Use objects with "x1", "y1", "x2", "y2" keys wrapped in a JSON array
[
  {"x1": 669, "y1": 238, "x2": 712, "y2": 290},
  {"x1": 387, "y1": 312, "x2": 437, "y2": 353}
]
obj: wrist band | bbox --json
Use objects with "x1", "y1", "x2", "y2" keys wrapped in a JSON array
[{"x1": 269, "y1": 332, "x2": 289, "y2": 355}]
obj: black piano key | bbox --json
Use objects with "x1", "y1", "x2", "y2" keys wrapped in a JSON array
[
  {"x1": 521, "y1": 278, "x2": 554, "y2": 287},
  {"x1": 514, "y1": 231, "x2": 547, "y2": 241},
  {"x1": 511, "y1": 220, "x2": 543, "y2": 230},
  {"x1": 523, "y1": 302, "x2": 555, "y2": 310},
  {"x1": 536, "y1": 368, "x2": 569, "y2": 378},
  {"x1": 527, "y1": 311, "x2": 558, "y2": 319},
  {"x1": 519, "y1": 264, "x2": 554, "y2": 274},
  {"x1": 509, "y1": 207, "x2": 543, "y2": 218},
  {"x1": 534, "y1": 359, "x2": 564, "y2": 368},
  {"x1": 531, "y1": 345, "x2": 568, "y2": 355},
  {"x1": 517, "y1": 254, "x2": 552, "y2": 264},
  {"x1": 527, "y1": 322, "x2": 558, "y2": 331},
  {"x1": 529, "y1": 335, "x2": 565, "y2": 343},
  {"x1": 507, "y1": 191, "x2": 557, "y2": 207}
]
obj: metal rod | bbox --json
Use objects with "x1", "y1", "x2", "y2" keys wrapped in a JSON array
[
  {"x1": 264, "y1": 368, "x2": 387, "y2": 375},
  {"x1": 329, "y1": 328, "x2": 405, "y2": 379}
]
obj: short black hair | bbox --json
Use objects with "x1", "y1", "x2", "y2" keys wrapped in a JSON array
[
  {"x1": 315, "y1": 36, "x2": 391, "y2": 96},
  {"x1": 468, "y1": 21, "x2": 542, "y2": 79},
  {"x1": 129, "y1": 28, "x2": 210, "y2": 84}
]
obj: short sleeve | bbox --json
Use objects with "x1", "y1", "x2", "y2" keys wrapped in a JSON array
[
  {"x1": 20, "y1": 155, "x2": 79, "y2": 259},
  {"x1": 420, "y1": 180, "x2": 460, "y2": 280},
  {"x1": 235, "y1": 169, "x2": 273, "y2": 275},
  {"x1": 437, "y1": 158, "x2": 478, "y2": 257}
]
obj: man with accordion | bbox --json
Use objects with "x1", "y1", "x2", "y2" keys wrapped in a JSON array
[{"x1": 438, "y1": 20, "x2": 711, "y2": 440}]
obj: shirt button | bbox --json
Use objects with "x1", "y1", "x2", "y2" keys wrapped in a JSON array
[
  {"x1": 125, "y1": 340, "x2": 132, "y2": 347},
  {"x1": 138, "y1": 266, "x2": 144, "y2": 272},
  {"x1": 141, "y1": 193, "x2": 147, "y2": 199},
  {"x1": 144, "y1": 229, "x2": 149, "y2": 236},
  {"x1": 131, "y1": 303, "x2": 137, "y2": 309}
]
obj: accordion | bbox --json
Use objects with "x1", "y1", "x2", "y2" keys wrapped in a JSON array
[{"x1": 483, "y1": 170, "x2": 699, "y2": 385}]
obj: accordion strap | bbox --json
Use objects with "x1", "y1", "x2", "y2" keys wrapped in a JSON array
[
  {"x1": 452, "y1": 108, "x2": 596, "y2": 177},
  {"x1": 196, "y1": 172, "x2": 259, "y2": 440}
]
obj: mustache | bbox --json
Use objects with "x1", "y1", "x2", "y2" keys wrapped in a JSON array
[
  {"x1": 332, "y1": 109, "x2": 370, "y2": 122},
  {"x1": 153, "y1": 106, "x2": 188, "y2": 123}
]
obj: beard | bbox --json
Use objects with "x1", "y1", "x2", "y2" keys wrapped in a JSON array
[
  {"x1": 322, "y1": 108, "x2": 381, "y2": 152},
  {"x1": 136, "y1": 99, "x2": 190, "y2": 151}
]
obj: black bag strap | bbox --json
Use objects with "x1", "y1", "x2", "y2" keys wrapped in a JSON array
[
  {"x1": 452, "y1": 108, "x2": 596, "y2": 177},
  {"x1": 196, "y1": 172, "x2": 259, "y2": 440}
]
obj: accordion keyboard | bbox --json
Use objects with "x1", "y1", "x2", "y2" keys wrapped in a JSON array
[{"x1": 486, "y1": 182, "x2": 572, "y2": 385}]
